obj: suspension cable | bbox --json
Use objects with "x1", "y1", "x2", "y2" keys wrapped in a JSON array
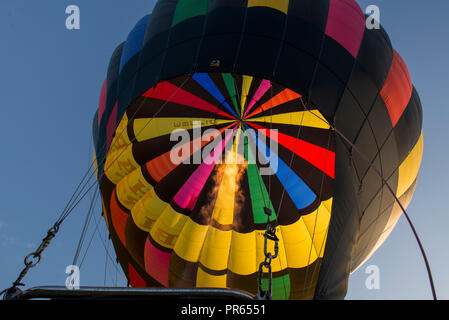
[{"x1": 2, "y1": 76, "x2": 191, "y2": 299}]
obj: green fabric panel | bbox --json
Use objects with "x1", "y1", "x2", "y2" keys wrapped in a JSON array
[
  {"x1": 171, "y1": 0, "x2": 210, "y2": 27},
  {"x1": 262, "y1": 274, "x2": 291, "y2": 300},
  {"x1": 244, "y1": 133, "x2": 276, "y2": 224},
  {"x1": 221, "y1": 73, "x2": 240, "y2": 117}
]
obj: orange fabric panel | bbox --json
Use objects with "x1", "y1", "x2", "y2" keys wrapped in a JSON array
[
  {"x1": 110, "y1": 190, "x2": 129, "y2": 247},
  {"x1": 381, "y1": 50, "x2": 413, "y2": 127}
]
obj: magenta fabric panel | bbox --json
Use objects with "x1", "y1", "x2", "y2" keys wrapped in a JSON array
[
  {"x1": 106, "y1": 101, "x2": 118, "y2": 151},
  {"x1": 144, "y1": 238, "x2": 170, "y2": 287},
  {"x1": 325, "y1": 0, "x2": 365, "y2": 58}
]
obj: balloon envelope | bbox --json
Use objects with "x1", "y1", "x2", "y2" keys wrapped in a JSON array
[{"x1": 93, "y1": 0, "x2": 423, "y2": 299}]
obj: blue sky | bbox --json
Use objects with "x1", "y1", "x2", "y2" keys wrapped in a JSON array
[{"x1": 0, "y1": 0, "x2": 448, "y2": 299}]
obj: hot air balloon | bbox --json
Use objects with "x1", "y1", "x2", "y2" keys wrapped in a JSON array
[{"x1": 92, "y1": 0, "x2": 423, "y2": 299}]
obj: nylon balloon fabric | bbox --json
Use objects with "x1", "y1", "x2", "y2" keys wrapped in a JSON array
[{"x1": 93, "y1": 0, "x2": 423, "y2": 300}]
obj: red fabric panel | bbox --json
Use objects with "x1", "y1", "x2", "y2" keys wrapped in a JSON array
[
  {"x1": 144, "y1": 238, "x2": 170, "y2": 287},
  {"x1": 380, "y1": 50, "x2": 413, "y2": 127},
  {"x1": 97, "y1": 78, "x2": 107, "y2": 127},
  {"x1": 110, "y1": 190, "x2": 128, "y2": 248},
  {"x1": 128, "y1": 263, "x2": 146, "y2": 287},
  {"x1": 325, "y1": 0, "x2": 365, "y2": 58}
]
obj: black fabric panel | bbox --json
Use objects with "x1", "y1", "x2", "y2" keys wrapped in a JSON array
[
  {"x1": 125, "y1": 216, "x2": 148, "y2": 270},
  {"x1": 169, "y1": 252, "x2": 198, "y2": 287},
  {"x1": 142, "y1": 0, "x2": 178, "y2": 42},
  {"x1": 106, "y1": 43, "x2": 125, "y2": 110},
  {"x1": 289, "y1": 260, "x2": 322, "y2": 299},
  {"x1": 160, "y1": 39, "x2": 201, "y2": 81},
  {"x1": 168, "y1": 15, "x2": 206, "y2": 47},
  {"x1": 356, "y1": 25, "x2": 393, "y2": 90},
  {"x1": 351, "y1": 121, "x2": 379, "y2": 180},
  {"x1": 367, "y1": 95, "x2": 393, "y2": 148},
  {"x1": 208, "y1": 0, "x2": 246, "y2": 12},
  {"x1": 286, "y1": 0, "x2": 329, "y2": 58},
  {"x1": 235, "y1": 35, "x2": 281, "y2": 80},
  {"x1": 314, "y1": 136, "x2": 361, "y2": 300},
  {"x1": 358, "y1": 156, "x2": 383, "y2": 213},
  {"x1": 274, "y1": 44, "x2": 316, "y2": 100},
  {"x1": 196, "y1": 34, "x2": 241, "y2": 73},
  {"x1": 196, "y1": 4, "x2": 245, "y2": 73},
  {"x1": 334, "y1": 89, "x2": 366, "y2": 145},
  {"x1": 226, "y1": 272, "x2": 258, "y2": 296},
  {"x1": 320, "y1": 36, "x2": 356, "y2": 86},
  {"x1": 309, "y1": 62, "x2": 346, "y2": 121},
  {"x1": 358, "y1": 188, "x2": 382, "y2": 236},
  {"x1": 346, "y1": 61, "x2": 379, "y2": 115},
  {"x1": 381, "y1": 170, "x2": 399, "y2": 213},
  {"x1": 393, "y1": 87, "x2": 423, "y2": 164},
  {"x1": 134, "y1": 52, "x2": 166, "y2": 96},
  {"x1": 117, "y1": 53, "x2": 141, "y2": 118},
  {"x1": 378, "y1": 132, "x2": 400, "y2": 180},
  {"x1": 245, "y1": 7, "x2": 285, "y2": 40}
]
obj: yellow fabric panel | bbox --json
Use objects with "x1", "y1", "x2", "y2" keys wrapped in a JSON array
[
  {"x1": 248, "y1": 111, "x2": 330, "y2": 129},
  {"x1": 256, "y1": 227, "x2": 288, "y2": 273},
  {"x1": 397, "y1": 132, "x2": 423, "y2": 197},
  {"x1": 133, "y1": 118, "x2": 233, "y2": 142},
  {"x1": 150, "y1": 205, "x2": 188, "y2": 249},
  {"x1": 228, "y1": 231, "x2": 257, "y2": 275},
  {"x1": 174, "y1": 219, "x2": 209, "y2": 263},
  {"x1": 280, "y1": 218, "x2": 318, "y2": 268},
  {"x1": 301, "y1": 199, "x2": 332, "y2": 258},
  {"x1": 199, "y1": 227, "x2": 232, "y2": 271},
  {"x1": 109, "y1": 114, "x2": 130, "y2": 153},
  {"x1": 241, "y1": 76, "x2": 253, "y2": 115},
  {"x1": 131, "y1": 187, "x2": 169, "y2": 232},
  {"x1": 116, "y1": 167, "x2": 152, "y2": 210},
  {"x1": 196, "y1": 268, "x2": 227, "y2": 288},
  {"x1": 248, "y1": 0, "x2": 289, "y2": 14},
  {"x1": 104, "y1": 145, "x2": 139, "y2": 184}
]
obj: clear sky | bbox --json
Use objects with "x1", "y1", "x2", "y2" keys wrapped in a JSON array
[{"x1": 0, "y1": 0, "x2": 447, "y2": 300}]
